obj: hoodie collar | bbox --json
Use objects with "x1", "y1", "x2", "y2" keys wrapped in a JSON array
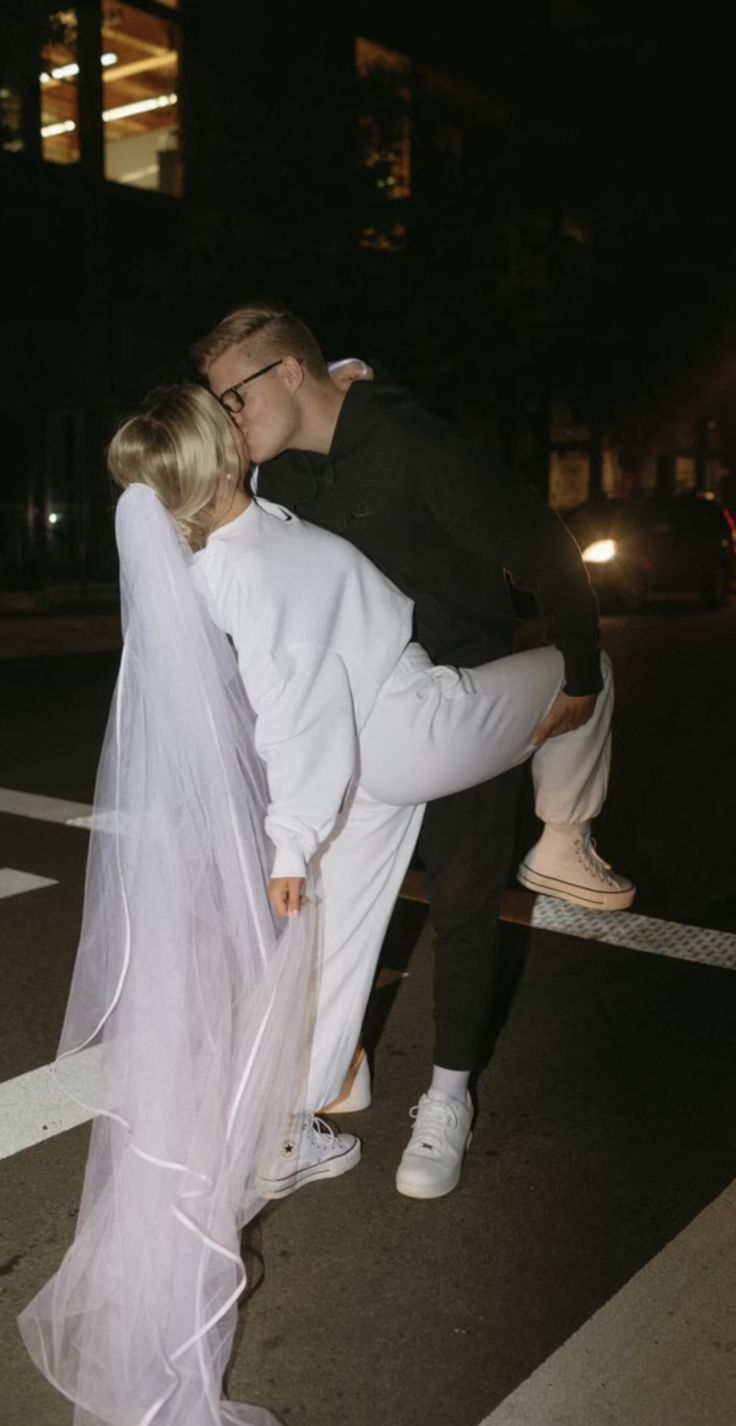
[{"x1": 328, "y1": 377, "x2": 406, "y2": 462}]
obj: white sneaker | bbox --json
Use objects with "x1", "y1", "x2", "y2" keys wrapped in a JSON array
[
  {"x1": 517, "y1": 829, "x2": 635, "y2": 911},
  {"x1": 395, "y1": 1091, "x2": 473, "y2": 1200},
  {"x1": 320, "y1": 1050, "x2": 372, "y2": 1114},
  {"x1": 256, "y1": 1115, "x2": 361, "y2": 1200}
]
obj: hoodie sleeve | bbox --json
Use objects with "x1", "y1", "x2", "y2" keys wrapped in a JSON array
[
  {"x1": 240, "y1": 641, "x2": 359, "y2": 878},
  {"x1": 416, "y1": 434, "x2": 602, "y2": 696}
]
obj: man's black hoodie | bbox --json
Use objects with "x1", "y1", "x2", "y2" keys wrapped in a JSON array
[{"x1": 257, "y1": 376, "x2": 602, "y2": 695}]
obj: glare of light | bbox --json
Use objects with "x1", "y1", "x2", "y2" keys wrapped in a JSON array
[
  {"x1": 102, "y1": 93, "x2": 178, "y2": 123},
  {"x1": 582, "y1": 538, "x2": 617, "y2": 564},
  {"x1": 47, "y1": 511, "x2": 62, "y2": 525},
  {"x1": 118, "y1": 163, "x2": 159, "y2": 184},
  {"x1": 42, "y1": 88, "x2": 175, "y2": 140},
  {"x1": 40, "y1": 63, "x2": 77, "y2": 83},
  {"x1": 41, "y1": 119, "x2": 76, "y2": 138},
  {"x1": 40, "y1": 54, "x2": 117, "y2": 84}
]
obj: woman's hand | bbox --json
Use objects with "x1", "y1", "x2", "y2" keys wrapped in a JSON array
[{"x1": 268, "y1": 876, "x2": 306, "y2": 918}]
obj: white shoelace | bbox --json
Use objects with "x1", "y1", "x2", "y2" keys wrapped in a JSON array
[
  {"x1": 408, "y1": 1097, "x2": 458, "y2": 1154},
  {"x1": 574, "y1": 833, "x2": 622, "y2": 887},
  {"x1": 308, "y1": 1114, "x2": 336, "y2": 1148},
  {"x1": 283, "y1": 1114, "x2": 336, "y2": 1160}
]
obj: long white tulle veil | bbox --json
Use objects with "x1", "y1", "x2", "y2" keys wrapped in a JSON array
[{"x1": 19, "y1": 484, "x2": 320, "y2": 1426}]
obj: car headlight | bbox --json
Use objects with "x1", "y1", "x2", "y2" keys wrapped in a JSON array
[{"x1": 581, "y1": 538, "x2": 617, "y2": 564}]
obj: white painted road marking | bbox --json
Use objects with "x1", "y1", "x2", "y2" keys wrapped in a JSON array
[
  {"x1": 2, "y1": 792, "x2": 736, "y2": 1168},
  {"x1": 404, "y1": 875, "x2": 736, "y2": 975},
  {"x1": 530, "y1": 895, "x2": 736, "y2": 973},
  {"x1": 0, "y1": 787, "x2": 93, "y2": 825},
  {"x1": 3, "y1": 891, "x2": 734, "y2": 1161},
  {"x1": 477, "y1": 1178, "x2": 736, "y2": 1426},
  {"x1": 0, "y1": 868, "x2": 58, "y2": 900},
  {"x1": 0, "y1": 1047, "x2": 102, "y2": 1161},
  {"x1": 3, "y1": 788, "x2": 736, "y2": 972}
]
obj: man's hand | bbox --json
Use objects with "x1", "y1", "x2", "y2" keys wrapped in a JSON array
[
  {"x1": 531, "y1": 691, "x2": 596, "y2": 747},
  {"x1": 268, "y1": 876, "x2": 306, "y2": 918},
  {"x1": 328, "y1": 358, "x2": 374, "y2": 394}
]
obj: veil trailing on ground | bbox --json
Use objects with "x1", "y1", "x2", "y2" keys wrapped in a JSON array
[{"x1": 19, "y1": 484, "x2": 320, "y2": 1426}]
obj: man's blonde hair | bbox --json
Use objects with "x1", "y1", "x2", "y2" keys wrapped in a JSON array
[
  {"x1": 108, "y1": 384, "x2": 242, "y2": 551},
  {"x1": 192, "y1": 302, "x2": 327, "y2": 380}
]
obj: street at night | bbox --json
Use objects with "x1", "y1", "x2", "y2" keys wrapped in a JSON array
[
  {"x1": 4, "y1": 3, "x2": 736, "y2": 1423},
  {"x1": 2, "y1": 602, "x2": 736, "y2": 1426}
]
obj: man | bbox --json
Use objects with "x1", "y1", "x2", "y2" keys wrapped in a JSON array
[{"x1": 192, "y1": 302, "x2": 633, "y2": 1199}]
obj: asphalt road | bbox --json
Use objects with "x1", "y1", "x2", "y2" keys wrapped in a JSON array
[{"x1": 1, "y1": 601, "x2": 736, "y2": 1426}]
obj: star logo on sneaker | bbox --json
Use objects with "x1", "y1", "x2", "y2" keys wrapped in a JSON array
[{"x1": 256, "y1": 1116, "x2": 362, "y2": 1200}]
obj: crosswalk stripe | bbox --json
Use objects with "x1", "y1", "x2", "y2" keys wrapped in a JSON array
[
  {"x1": 0, "y1": 787, "x2": 93, "y2": 825},
  {"x1": 0, "y1": 1048, "x2": 101, "y2": 1161},
  {"x1": 403, "y1": 875, "x2": 736, "y2": 975},
  {"x1": 4, "y1": 788, "x2": 736, "y2": 974},
  {"x1": 0, "y1": 868, "x2": 58, "y2": 900},
  {"x1": 476, "y1": 1178, "x2": 736, "y2": 1426},
  {"x1": 528, "y1": 895, "x2": 736, "y2": 973},
  {"x1": 3, "y1": 792, "x2": 735, "y2": 1168}
]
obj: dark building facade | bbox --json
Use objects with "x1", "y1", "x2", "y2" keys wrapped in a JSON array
[
  {"x1": 6, "y1": 3, "x2": 722, "y2": 595},
  {"x1": 3, "y1": 1, "x2": 530, "y2": 590}
]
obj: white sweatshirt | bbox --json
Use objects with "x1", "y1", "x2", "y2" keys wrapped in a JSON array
[{"x1": 192, "y1": 497, "x2": 413, "y2": 878}]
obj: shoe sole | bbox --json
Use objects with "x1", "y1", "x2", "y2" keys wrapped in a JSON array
[
  {"x1": 517, "y1": 862, "x2": 636, "y2": 911},
  {"x1": 395, "y1": 1131, "x2": 473, "y2": 1201},
  {"x1": 257, "y1": 1137, "x2": 362, "y2": 1200}
]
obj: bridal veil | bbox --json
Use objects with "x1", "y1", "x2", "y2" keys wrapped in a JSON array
[{"x1": 19, "y1": 484, "x2": 320, "y2": 1426}]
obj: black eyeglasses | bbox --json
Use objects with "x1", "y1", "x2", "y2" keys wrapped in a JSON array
[{"x1": 217, "y1": 359, "x2": 283, "y2": 414}]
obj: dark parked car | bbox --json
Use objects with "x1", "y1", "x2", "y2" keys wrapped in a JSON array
[{"x1": 562, "y1": 493, "x2": 736, "y2": 609}]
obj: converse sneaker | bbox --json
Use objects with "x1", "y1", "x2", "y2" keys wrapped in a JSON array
[
  {"x1": 256, "y1": 1115, "x2": 361, "y2": 1200},
  {"x1": 517, "y1": 828, "x2": 635, "y2": 911},
  {"x1": 320, "y1": 1049, "x2": 372, "y2": 1114},
  {"x1": 395, "y1": 1090, "x2": 473, "y2": 1200}
]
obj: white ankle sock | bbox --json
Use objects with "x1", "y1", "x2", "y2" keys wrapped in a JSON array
[{"x1": 429, "y1": 1066, "x2": 470, "y2": 1105}]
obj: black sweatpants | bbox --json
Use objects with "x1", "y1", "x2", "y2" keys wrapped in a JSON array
[{"x1": 415, "y1": 762, "x2": 524, "y2": 1070}]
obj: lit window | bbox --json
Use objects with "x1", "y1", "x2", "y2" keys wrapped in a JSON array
[
  {"x1": 40, "y1": 9, "x2": 81, "y2": 165},
  {"x1": 356, "y1": 38, "x2": 411, "y2": 252},
  {"x1": 102, "y1": 2, "x2": 181, "y2": 196},
  {"x1": 1, "y1": 84, "x2": 24, "y2": 155}
]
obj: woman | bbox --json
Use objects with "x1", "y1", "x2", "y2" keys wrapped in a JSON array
[{"x1": 20, "y1": 383, "x2": 631, "y2": 1426}]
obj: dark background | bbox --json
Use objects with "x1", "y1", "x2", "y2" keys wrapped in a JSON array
[
  {"x1": 3, "y1": 13, "x2": 736, "y2": 1422},
  {"x1": 3, "y1": 0, "x2": 736, "y2": 583}
]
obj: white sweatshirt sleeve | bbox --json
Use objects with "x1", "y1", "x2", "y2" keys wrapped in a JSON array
[{"x1": 242, "y1": 642, "x2": 359, "y2": 879}]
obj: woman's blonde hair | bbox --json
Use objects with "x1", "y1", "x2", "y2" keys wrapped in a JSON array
[{"x1": 108, "y1": 383, "x2": 243, "y2": 550}]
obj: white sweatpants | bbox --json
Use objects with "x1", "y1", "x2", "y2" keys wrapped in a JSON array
[{"x1": 307, "y1": 644, "x2": 613, "y2": 1109}]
